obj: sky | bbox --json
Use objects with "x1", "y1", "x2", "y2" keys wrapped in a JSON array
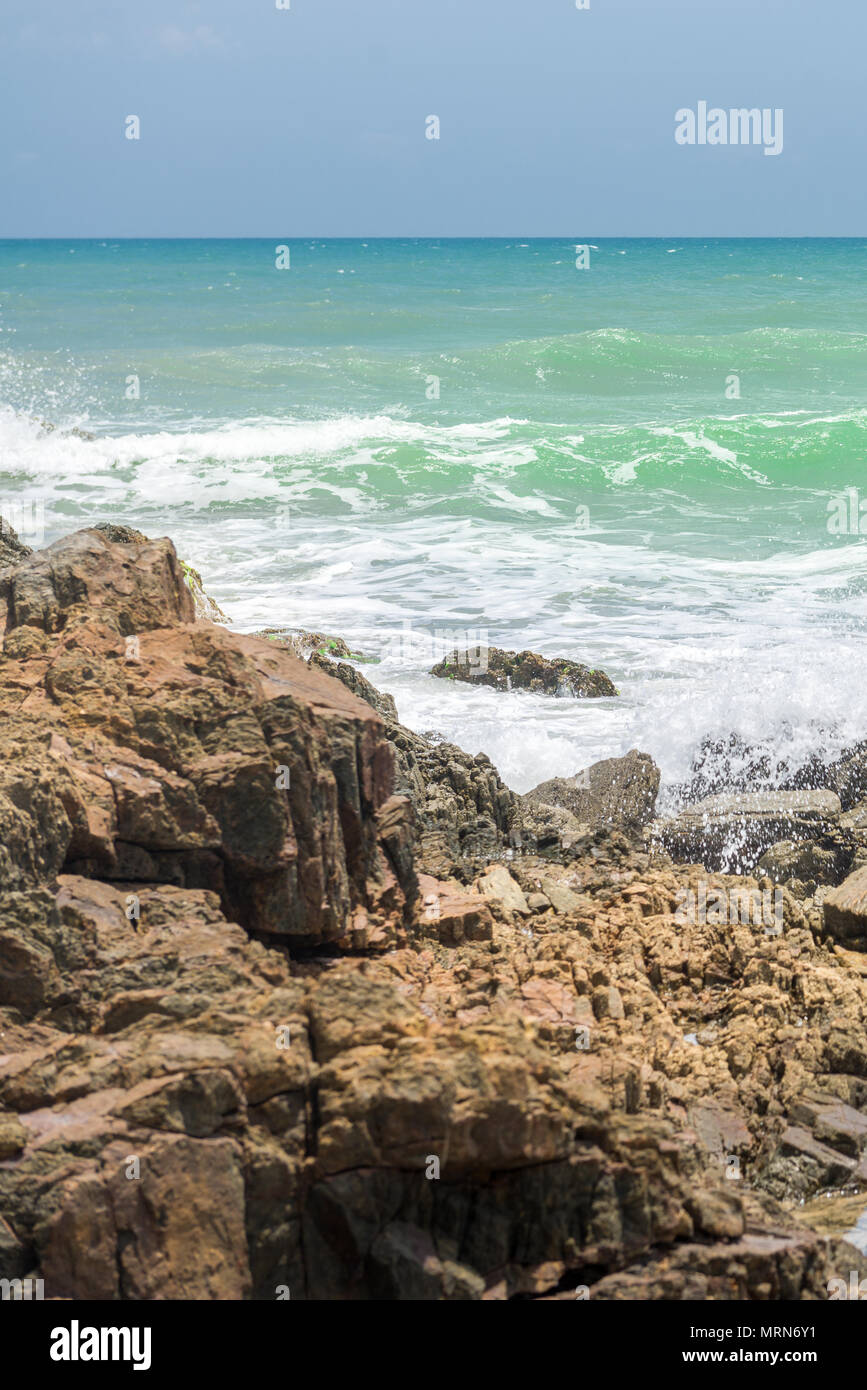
[{"x1": 0, "y1": 0, "x2": 861, "y2": 237}]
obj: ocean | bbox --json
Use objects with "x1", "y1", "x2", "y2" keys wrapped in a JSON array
[{"x1": 1, "y1": 237, "x2": 865, "y2": 803}]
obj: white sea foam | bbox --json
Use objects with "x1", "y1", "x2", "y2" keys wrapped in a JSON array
[{"x1": 1, "y1": 403, "x2": 864, "y2": 801}]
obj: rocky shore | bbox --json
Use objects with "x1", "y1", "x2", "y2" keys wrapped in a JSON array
[{"x1": 2, "y1": 526, "x2": 867, "y2": 1299}]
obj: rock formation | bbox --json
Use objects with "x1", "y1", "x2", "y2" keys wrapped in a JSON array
[{"x1": 1, "y1": 528, "x2": 867, "y2": 1301}]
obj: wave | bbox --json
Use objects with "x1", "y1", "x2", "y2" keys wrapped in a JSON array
[
  {"x1": 0, "y1": 405, "x2": 865, "y2": 801},
  {"x1": 1, "y1": 403, "x2": 865, "y2": 519}
]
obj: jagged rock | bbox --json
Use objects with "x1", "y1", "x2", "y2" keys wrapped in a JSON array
[
  {"x1": 566, "y1": 1231, "x2": 866, "y2": 1301},
  {"x1": 416, "y1": 873, "x2": 494, "y2": 945},
  {"x1": 180, "y1": 561, "x2": 230, "y2": 624},
  {"x1": 0, "y1": 528, "x2": 414, "y2": 945},
  {"x1": 90, "y1": 523, "x2": 229, "y2": 623},
  {"x1": 2, "y1": 525, "x2": 867, "y2": 1301},
  {"x1": 3, "y1": 812, "x2": 867, "y2": 1296},
  {"x1": 656, "y1": 790, "x2": 842, "y2": 873},
  {"x1": 386, "y1": 723, "x2": 523, "y2": 874},
  {"x1": 430, "y1": 645, "x2": 617, "y2": 698},
  {"x1": 88, "y1": 522, "x2": 230, "y2": 628},
  {"x1": 474, "y1": 864, "x2": 531, "y2": 918},
  {"x1": 260, "y1": 629, "x2": 370, "y2": 662},
  {"x1": 523, "y1": 750, "x2": 660, "y2": 833},
  {"x1": 787, "y1": 1094, "x2": 867, "y2": 1159},
  {"x1": 0, "y1": 520, "x2": 32, "y2": 571},
  {"x1": 310, "y1": 652, "x2": 398, "y2": 721}
]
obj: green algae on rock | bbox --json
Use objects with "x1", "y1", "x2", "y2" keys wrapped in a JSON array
[
  {"x1": 430, "y1": 645, "x2": 618, "y2": 698},
  {"x1": 258, "y1": 628, "x2": 373, "y2": 662}
]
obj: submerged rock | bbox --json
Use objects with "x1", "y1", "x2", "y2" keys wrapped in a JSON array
[{"x1": 430, "y1": 645, "x2": 618, "y2": 698}]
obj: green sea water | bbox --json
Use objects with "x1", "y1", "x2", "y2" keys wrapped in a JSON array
[{"x1": 0, "y1": 238, "x2": 865, "y2": 796}]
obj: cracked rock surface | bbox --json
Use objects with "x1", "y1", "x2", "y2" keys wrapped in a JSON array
[{"x1": 1, "y1": 529, "x2": 866, "y2": 1299}]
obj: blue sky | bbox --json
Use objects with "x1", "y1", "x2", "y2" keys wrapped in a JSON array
[{"x1": 0, "y1": 0, "x2": 859, "y2": 236}]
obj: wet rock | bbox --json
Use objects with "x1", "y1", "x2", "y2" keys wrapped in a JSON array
[
  {"x1": 829, "y1": 744, "x2": 867, "y2": 812},
  {"x1": 260, "y1": 629, "x2": 371, "y2": 662},
  {"x1": 0, "y1": 520, "x2": 32, "y2": 571},
  {"x1": 757, "y1": 839, "x2": 845, "y2": 895},
  {"x1": 180, "y1": 561, "x2": 230, "y2": 624},
  {"x1": 309, "y1": 651, "x2": 398, "y2": 721},
  {"x1": 523, "y1": 750, "x2": 660, "y2": 833},
  {"x1": 657, "y1": 790, "x2": 842, "y2": 872},
  {"x1": 676, "y1": 730, "x2": 867, "y2": 813},
  {"x1": 430, "y1": 646, "x2": 617, "y2": 698},
  {"x1": 840, "y1": 797, "x2": 867, "y2": 836}
]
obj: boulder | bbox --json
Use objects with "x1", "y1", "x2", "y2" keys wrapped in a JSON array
[
  {"x1": 757, "y1": 839, "x2": 846, "y2": 895},
  {"x1": 474, "y1": 864, "x2": 531, "y2": 918},
  {"x1": 523, "y1": 750, "x2": 660, "y2": 833},
  {"x1": 430, "y1": 646, "x2": 617, "y2": 698},
  {"x1": 90, "y1": 523, "x2": 229, "y2": 623}
]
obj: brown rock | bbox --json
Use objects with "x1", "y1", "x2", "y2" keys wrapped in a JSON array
[
  {"x1": 824, "y1": 866, "x2": 867, "y2": 947},
  {"x1": 524, "y1": 750, "x2": 660, "y2": 833},
  {"x1": 430, "y1": 646, "x2": 617, "y2": 699},
  {"x1": 0, "y1": 529, "x2": 414, "y2": 944}
]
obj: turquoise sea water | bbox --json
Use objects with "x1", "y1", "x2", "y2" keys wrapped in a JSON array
[{"x1": 1, "y1": 238, "x2": 865, "y2": 798}]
